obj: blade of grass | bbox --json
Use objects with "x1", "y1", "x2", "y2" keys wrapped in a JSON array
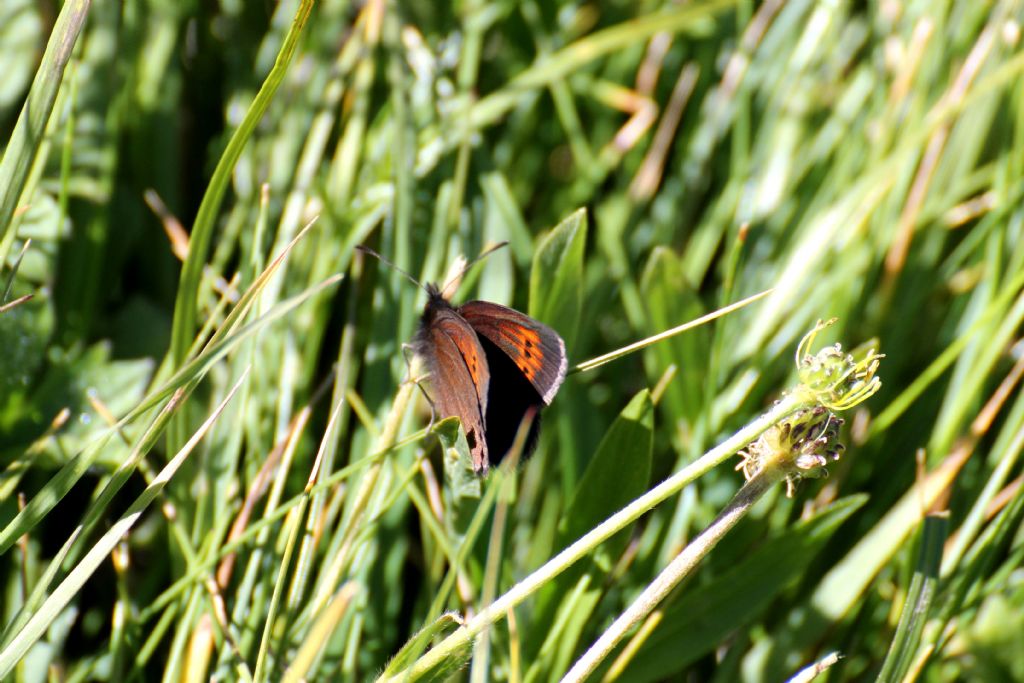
[
  {"x1": 0, "y1": 0, "x2": 89, "y2": 264},
  {"x1": 0, "y1": 370, "x2": 249, "y2": 679},
  {"x1": 167, "y1": 0, "x2": 314, "y2": 443},
  {"x1": 252, "y1": 433, "x2": 328, "y2": 683},
  {"x1": 572, "y1": 288, "x2": 773, "y2": 374},
  {"x1": 281, "y1": 583, "x2": 360, "y2": 683},
  {"x1": 875, "y1": 515, "x2": 947, "y2": 683}
]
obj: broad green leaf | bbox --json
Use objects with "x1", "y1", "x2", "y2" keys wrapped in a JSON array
[
  {"x1": 640, "y1": 246, "x2": 709, "y2": 430},
  {"x1": 529, "y1": 208, "x2": 586, "y2": 352},
  {"x1": 480, "y1": 171, "x2": 533, "y2": 264},
  {"x1": 0, "y1": 291, "x2": 53, "y2": 431},
  {"x1": 3, "y1": 343, "x2": 151, "y2": 468},
  {"x1": 559, "y1": 389, "x2": 654, "y2": 557},
  {"x1": 437, "y1": 416, "x2": 482, "y2": 517}
]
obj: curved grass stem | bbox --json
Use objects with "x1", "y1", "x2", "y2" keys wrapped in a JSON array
[{"x1": 562, "y1": 465, "x2": 784, "y2": 682}]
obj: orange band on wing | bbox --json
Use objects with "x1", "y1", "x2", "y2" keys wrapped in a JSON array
[
  {"x1": 446, "y1": 325, "x2": 487, "y2": 393},
  {"x1": 496, "y1": 323, "x2": 544, "y2": 380}
]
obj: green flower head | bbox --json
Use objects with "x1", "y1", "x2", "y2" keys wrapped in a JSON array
[{"x1": 795, "y1": 319, "x2": 883, "y2": 411}]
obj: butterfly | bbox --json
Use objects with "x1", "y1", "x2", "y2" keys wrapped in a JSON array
[{"x1": 358, "y1": 244, "x2": 568, "y2": 474}]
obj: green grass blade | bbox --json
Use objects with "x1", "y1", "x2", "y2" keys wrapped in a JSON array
[
  {"x1": 0, "y1": 0, "x2": 89, "y2": 264},
  {"x1": 876, "y1": 515, "x2": 947, "y2": 683},
  {"x1": 0, "y1": 371, "x2": 248, "y2": 679},
  {"x1": 167, "y1": 0, "x2": 313, "y2": 375},
  {"x1": 529, "y1": 208, "x2": 586, "y2": 352}
]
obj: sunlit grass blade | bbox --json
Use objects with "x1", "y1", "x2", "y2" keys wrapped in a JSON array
[
  {"x1": 0, "y1": 370, "x2": 249, "y2": 679},
  {"x1": 0, "y1": 0, "x2": 88, "y2": 264},
  {"x1": 167, "y1": 0, "x2": 314, "y2": 410},
  {"x1": 281, "y1": 583, "x2": 360, "y2": 683},
  {"x1": 572, "y1": 288, "x2": 773, "y2": 374},
  {"x1": 0, "y1": 272, "x2": 340, "y2": 555}
]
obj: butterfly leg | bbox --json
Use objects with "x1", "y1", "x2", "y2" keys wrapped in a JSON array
[
  {"x1": 402, "y1": 343, "x2": 438, "y2": 428},
  {"x1": 419, "y1": 385, "x2": 438, "y2": 430}
]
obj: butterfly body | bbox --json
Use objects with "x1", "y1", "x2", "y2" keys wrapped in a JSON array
[{"x1": 414, "y1": 284, "x2": 567, "y2": 473}]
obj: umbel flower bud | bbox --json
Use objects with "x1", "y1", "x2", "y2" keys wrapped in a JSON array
[{"x1": 736, "y1": 406, "x2": 845, "y2": 496}]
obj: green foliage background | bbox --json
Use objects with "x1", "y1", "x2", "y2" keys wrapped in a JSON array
[{"x1": 3, "y1": 0, "x2": 1024, "y2": 681}]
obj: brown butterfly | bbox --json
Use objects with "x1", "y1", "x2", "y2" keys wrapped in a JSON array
[{"x1": 359, "y1": 245, "x2": 567, "y2": 474}]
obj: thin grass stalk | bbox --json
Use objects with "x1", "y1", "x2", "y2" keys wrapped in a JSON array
[
  {"x1": 875, "y1": 515, "x2": 946, "y2": 683},
  {"x1": 470, "y1": 421, "x2": 530, "y2": 682},
  {"x1": 572, "y1": 288, "x2": 772, "y2": 374},
  {"x1": 310, "y1": 379, "x2": 416, "y2": 611},
  {"x1": 288, "y1": 248, "x2": 366, "y2": 611}
]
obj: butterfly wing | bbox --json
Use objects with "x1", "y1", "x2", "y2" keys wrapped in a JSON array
[
  {"x1": 415, "y1": 302, "x2": 492, "y2": 472},
  {"x1": 457, "y1": 301, "x2": 567, "y2": 404}
]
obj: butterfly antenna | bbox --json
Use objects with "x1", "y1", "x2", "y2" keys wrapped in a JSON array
[
  {"x1": 355, "y1": 245, "x2": 425, "y2": 291},
  {"x1": 439, "y1": 241, "x2": 509, "y2": 299}
]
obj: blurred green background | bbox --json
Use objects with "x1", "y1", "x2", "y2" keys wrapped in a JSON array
[{"x1": 3, "y1": 0, "x2": 1024, "y2": 681}]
